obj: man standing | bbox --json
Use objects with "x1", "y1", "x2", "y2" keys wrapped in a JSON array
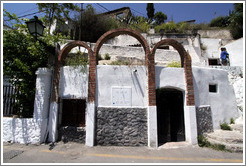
[{"x1": 220, "y1": 47, "x2": 230, "y2": 66}]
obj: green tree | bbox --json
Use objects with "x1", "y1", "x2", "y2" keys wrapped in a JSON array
[
  {"x1": 72, "y1": 4, "x2": 119, "y2": 42},
  {"x1": 3, "y1": 10, "x2": 66, "y2": 117},
  {"x1": 146, "y1": 3, "x2": 155, "y2": 21},
  {"x1": 229, "y1": 3, "x2": 243, "y2": 39},
  {"x1": 153, "y1": 11, "x2": 167, "y2": 25},
  {"x1": 37, "y1": 3, "x2": 80, "y2": 34},
  {"x1": 209, "y1": 16, "x2": 230, "y2": 27}
]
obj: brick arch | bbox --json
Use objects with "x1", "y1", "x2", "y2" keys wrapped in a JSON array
[
  {"x1": 93, "y1": 28, "x2": 150, "y2": 64},
  {"x1": 149, "y1": 39, "x2": 195, "y2": 106},
  {"x1": 151, "y1": 39, "x2": 186, "y2": 67},
  {"x1": 92, "y1": 28, "x2": 153, "y2": 105},
  {"x1": 50, "y1": 41, "x2": 94, "y2": 102}
]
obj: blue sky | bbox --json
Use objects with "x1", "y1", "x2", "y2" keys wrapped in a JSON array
[{"x1": 2, "y1": 2, "x2": 235, "y2": 24}]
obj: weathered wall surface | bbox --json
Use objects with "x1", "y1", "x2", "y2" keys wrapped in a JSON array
[
  {"x1": 59, "y1": 66, "x2": 88, "y2": 99},
  {"x1": 192, "y1": 67, "x2": 239, "y2": 129},
  {"x1": 198, "y1": 30, "x2": 233, "y2": 39},
  {"x1": 3, "y1": 68, "x2": 52, "y2": 144}
]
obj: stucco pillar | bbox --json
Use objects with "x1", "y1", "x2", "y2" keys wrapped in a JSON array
[
  {"x1": 184, "y1": 105, "x2": 198, "y2": 144},
  {"x1": 147, "y1": 106, "x2": 158, "y2": 148},
  {"x1": 85, "y1": 102, "x2": 96, "y2": 146},
  {"x1": 33, "y1": 68, "x2": 52, "y2": 142},
  {"x1": 48, "y1": 102, "x2": 59, "y2": 142}
]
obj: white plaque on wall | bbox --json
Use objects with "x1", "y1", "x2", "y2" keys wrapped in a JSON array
[{"x1": 112, "y1": 87, "x2": 132, "y2": 106}]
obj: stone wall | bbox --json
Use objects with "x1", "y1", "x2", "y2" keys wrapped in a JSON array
[
  {"x1": 58, "y1": 126, "x2": 85, "y2": 143},
  {"x1": 196, "y1": 105, "x2": 213, "y2": 135},
  {"x1": 96, "y1": 107, "x2": 148, "y2": 146}
]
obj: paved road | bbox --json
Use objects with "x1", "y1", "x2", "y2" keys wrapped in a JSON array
[{"x1": 2, "y1": 141, "x2": 244, "y2": 164}]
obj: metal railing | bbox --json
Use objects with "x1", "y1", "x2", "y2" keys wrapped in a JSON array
[{"x1": 3, "y1": 85, "x2": 20, "y2": 116}]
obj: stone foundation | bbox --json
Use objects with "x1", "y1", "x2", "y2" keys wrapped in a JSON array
[
  {"x1": 196, "y1": 105, "x2": 213, "y2": 135},
  {"x1": 58, "y1": 126, "x2": 86, "y2": 143},
  {"x1": 96, "y1": 107, "x2": 148, "y2": 146}
]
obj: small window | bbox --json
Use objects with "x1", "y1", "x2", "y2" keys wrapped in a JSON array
[
  {"x1": 208, "y1": 59, "x2": 220, "y2": 66},
  {"x1": 209, "y1": 84, "x2": 217, "y2": 93}
]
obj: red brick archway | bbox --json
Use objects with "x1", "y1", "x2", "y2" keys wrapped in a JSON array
[
  {"x1": 50, "y1": 41, "x2": 94, "y2": 102},
  {"x1": 150, "y1": 39, "x2": 195, "y2": 106}
]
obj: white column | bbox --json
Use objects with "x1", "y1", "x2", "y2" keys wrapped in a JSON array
[
  {"x1": 184, "y1": 105, "x2": 198, "y2": 144},
  {"x1": 33, "y1": 68, "x2": 52, "y2": 120},
  {"x1": 85, "y1": 102, "x2": 96, "y2": 146},
  {"x1": 34, "y1": 68, "x2": 52, "y2": 142},
  {"x1": 48, "y1": 102, "x2": 59, "y2": 142},
  {"x1": 147, "y1": 106, "x2": 158, "y2": 148}
]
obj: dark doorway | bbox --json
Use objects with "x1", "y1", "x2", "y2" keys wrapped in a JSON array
[
  {"x1": 156, "y1": 88, "x2": 185, "y2": 145},
  {"x1": 62, "y1": 99, "x2": 86, "y2": 127}
]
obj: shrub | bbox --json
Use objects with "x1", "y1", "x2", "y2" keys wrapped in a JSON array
[
  {"x1": 167, "y1": 61, "x2": 181, "y2": 68},
  {"x1": 230, "y1": 118, "x2": 235, "y2": 124},
  {"x1": 104, "y1": 53, "x2": 111, "y2": 60},
  {"x1": 210, "y1": 16, "x2": 230, "y2": 27},
  {"x1": 109, "y1": 60, "x2": 129, "y2": 65},
  {"x1": 198, "y1": 135, "x2": 230, "y2": 152},
  {"x1": 220, "y1": 122, "x2": 232, "y2": 131},
  {"x1": 98, "y1": 54, "x2": 103, "y2": 60}
]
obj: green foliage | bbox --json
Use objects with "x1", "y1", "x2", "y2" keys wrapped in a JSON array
[
  {"x1": 155, "y1": 22, "x2": 178, "y2": 33},
  {"x1": 209, "y1": 16, "x2": 230, "y2": 27},
  {"x1": 220, "y1": 122, "x2": 232, "y2": 131},
  {"x1": 98, "y1": 54, "x2": 103, "y2": 61},
  {"x1": 72, "y1": 4, "x2": 119, "y2": 42},
  {"x1": 3, "y1": 10, "x2": 66, "y2": 117},
  {"x1": 37, "y1": 3, "x2": 80, "y2": 34},
  {"x1": 129, "y1": 15, "x2": 150, "y2": 33},
  {"x1": 153, "y1": 11, "x2": 167, "y2": 25},
  {"x1": 104, "y1": 53, "x2": 111, "y2": 60},
  {"x1": 198, "y1": 135, "x2": 230, "y2": 152},
  {"x1": 146, "y1": 3, "x2": 155, "y2": 21},
  {"x1": 229, "y1": 3, "x2": 243, "y2": 39},
  {"x1": 167, "y1": 61, "x2": 181, "y2": 68},
  {"x1": 109, "y1": 61, "x2": 130, "y2": 65},
  {"x1": 230, "y1": 118, "x2": 235, "y2": 124},
  {"x1": 65, "y1": 51, "x2": 88, "y2": 66}
]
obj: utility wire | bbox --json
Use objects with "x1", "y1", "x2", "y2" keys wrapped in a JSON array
[
  {"x1": 130, "y1": 8, "x2": 146, "y2": 17},
  {"x1": 16, "y1": 7, "x2": 39, "y2": 16},
  {"x1": 4, "y1": 10, "x2": 43, "y2": 21},
  {"x1": 96, "y1": 3, "x2": 110, "y2": 12}
]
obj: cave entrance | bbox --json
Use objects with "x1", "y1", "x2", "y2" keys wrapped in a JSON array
[{"x1": 156, "y1": 88, "x2": 185, "y2": 146}]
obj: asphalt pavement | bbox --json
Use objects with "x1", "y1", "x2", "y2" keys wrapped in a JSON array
[{"x1": 2, "y1": 141, "x2": 244, "y2": 164}]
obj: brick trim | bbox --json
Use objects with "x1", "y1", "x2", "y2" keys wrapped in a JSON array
[
  {"x1": 150, "y1": 39, "x2": 195, "y2": 106},
  {"x1": 50, "y1": 41, "x2": 93, "y2": 102}
]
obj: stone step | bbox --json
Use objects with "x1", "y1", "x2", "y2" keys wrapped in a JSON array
[
  {"x1": 206, "y1": 137, "x2": 243, "y2": 153},
  {"x1": 230, "y1": 124, "x2": 243, "y2": 133},
  {"x1": 204, "y1": 130, "x2": 243, "y2": 144}
]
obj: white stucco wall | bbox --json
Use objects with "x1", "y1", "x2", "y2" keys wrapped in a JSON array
[
  {"x1": 223, "y1": 38, "x2": 244, "y2": 67},
  {"x1": 192, "y1": 67, "x2": 239, "y2": 129},
  {"x1": 96, "y1": 65, "x2": 148, "y2": 107},
  {"x1": 57, "y1": 65, "x2": 238, "y2": 131},
  {"x1": 3, "y1": 68, "x2": 52, "y2": 144},
  {"x1": 59, "y1": 66, "x2": 88, "y2": 99},
  {"x1": 200, "y1": 38, "x2": 222, "y2": 60}
]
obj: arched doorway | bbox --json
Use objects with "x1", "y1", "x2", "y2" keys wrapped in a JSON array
[
  {"x1": 49, "y1": 41, "x2": 93, "y2": 143},
  {"x1": 156, "y1": 88, "x2": 185, "y2": 145}
]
